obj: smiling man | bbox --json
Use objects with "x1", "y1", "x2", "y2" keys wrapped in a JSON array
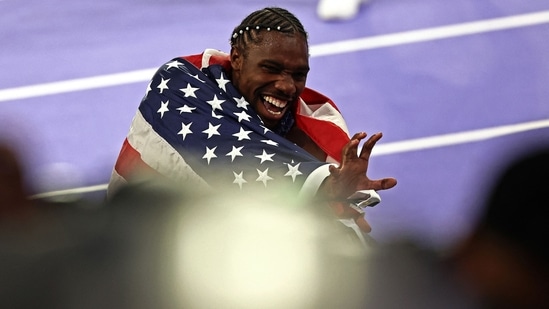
[
  {"x1": 108, "y1": 7, "x2": 396, "y2": 239},
  {"x1": 229, "y1": 24, "x2": 309, "y2": 130}
]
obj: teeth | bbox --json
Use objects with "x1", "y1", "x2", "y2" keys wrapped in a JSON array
[{"x1": 263, "y1": 96, "x2": 287, "y2": 109}]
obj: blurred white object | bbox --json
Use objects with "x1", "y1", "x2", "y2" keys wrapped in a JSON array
[
  {"x1": 317, "y1": 0, "x2": 370, "y2": 21},
  {"x1": 35, "y1": 162, "x2": 84, "y2": 202}
]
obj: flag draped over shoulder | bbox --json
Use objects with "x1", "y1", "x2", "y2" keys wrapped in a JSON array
[{"x1": 108, "y1": 49, "x2": 351, "y2": 198}]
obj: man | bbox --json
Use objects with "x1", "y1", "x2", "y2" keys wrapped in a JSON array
[{"x1": 108, "y1": 7, "x2": 396, "y2": 236}]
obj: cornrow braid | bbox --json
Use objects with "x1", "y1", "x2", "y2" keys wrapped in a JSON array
[{"x1": 230, "y1": 7, "x2": 308, "y2": 50}]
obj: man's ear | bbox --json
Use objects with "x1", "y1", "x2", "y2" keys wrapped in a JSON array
[{"x1": 230, "y1": 47, "x2": 242, "y2": 71}]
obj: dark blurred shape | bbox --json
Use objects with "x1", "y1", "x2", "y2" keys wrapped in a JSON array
[
  {"x1": 0, "y1": 144, "x2": 31, "y2": 218},
  {"x1": 451, "y1": 146, "x2": 549, "y2": 309},
  {"x1": 351, "y1": 146, "x2": 549, "y2": 309}
]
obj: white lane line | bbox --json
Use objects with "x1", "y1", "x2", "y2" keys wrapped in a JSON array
[
  {"x1": 311, "y1": 10, "x2": 549, "y2": 57},
  {"x1": 28, "y1": 118, "x2": 549, "y2": 199},
  {"x1": 0, "y1": 69, "x2": 155, "y2": 102},
  {"x1": 2, "y1": 10, "x2": 549, "y2": 103},
  {"x1": 372, "y1": 118, "x2": 549, "y2": 156},
  {"x1": 29, "y1": 184, "x2": 108, "y2": 200}
]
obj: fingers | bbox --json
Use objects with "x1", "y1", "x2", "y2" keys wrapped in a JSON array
[
  {"x1": 344, "y1": 132, "x2": 382, "y2": 161},
  {"x1": 381, "y1": 177, "x2": 398, "y2": 190},
  {"x1": 328, "y1": 164, "x2": 340, "y2": 178},
  {"x1": 367, "y1": 177, "x2": 398, "y2": 191},
  {"x1": 359, "y1": 132, "x2": 382, "y2": 159},
  {"x1": 341, "y1": 136, "x2": 361, "y2": 161},
  {"x1": 340, "y1": 132, "x2": 366, "y2": 163},
  {"x1": 329, "y1": 201, "x2": 363, "y2": 218},
  {"x1": 355, "y1": 216, "x2": 372, "y2": 233},
  {"x1": 329, "y1": 202, "x2": 372, "y2": 233},
  {"x1": 350, "y1": 132, "x2": 367, "y2": 141}
]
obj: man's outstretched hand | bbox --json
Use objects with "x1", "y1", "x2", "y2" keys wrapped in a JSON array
[
  {"x1": 323, "y1": 132, "x2": 397, "y2": 200},
  {"x1": 321, "y1": 132, "x2": 397, "y2": 233}
]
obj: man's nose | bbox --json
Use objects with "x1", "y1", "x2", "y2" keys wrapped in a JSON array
[{"x1": 275, "y1": 72, "x2": 296, "y2": 95}]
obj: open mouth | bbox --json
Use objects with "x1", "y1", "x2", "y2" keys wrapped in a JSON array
[{"x1": 262, "y1": 95, "x2": 288, "y2": 115}]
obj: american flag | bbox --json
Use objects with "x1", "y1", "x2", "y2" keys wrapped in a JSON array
[{"x1": 108, "y1": 49, "x2": 351, "y2": 197}]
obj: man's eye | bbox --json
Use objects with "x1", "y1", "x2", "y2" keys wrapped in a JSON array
[
  {"x1": 263, "y1": 65, "x2": 279, "y2": 73},
  {"x1": 294, "y1": 73, "x2": 307, "y2": 81}
]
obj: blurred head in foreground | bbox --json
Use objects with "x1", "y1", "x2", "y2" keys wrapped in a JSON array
[
  {"x1": 0, "y1": 143, "x2": 31, "y2": 216},
  {"x1": 451, "y1": 146, "x2": 549, "y2": 308}
]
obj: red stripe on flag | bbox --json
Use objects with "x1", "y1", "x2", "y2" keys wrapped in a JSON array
[
  {"x1": 296, "y1": 88, "x2": 350, "y2": 163},
  {"x1": 114, "y1": 138, "x2": 160, "y2": 179},
  {"x1": 300, "y1": 87, "x2": 342, "y2": 112},
  {"x1": 295, "y1": 115, "x2": 348, "y2": 164}
]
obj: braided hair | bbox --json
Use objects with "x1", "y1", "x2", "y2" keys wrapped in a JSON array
[{"x1": 230, "y1": 7, "x2": 309, "y2": 53}]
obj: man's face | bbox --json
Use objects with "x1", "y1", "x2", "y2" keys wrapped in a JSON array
[{"x1": 230, "y1": 32, "x2": 309, "y2": 129}]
